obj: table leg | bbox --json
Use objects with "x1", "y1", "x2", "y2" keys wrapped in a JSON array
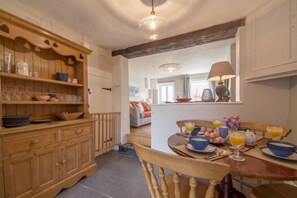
[{"x1": 217, "y1": 174, "x2": 246, "y2": 198}]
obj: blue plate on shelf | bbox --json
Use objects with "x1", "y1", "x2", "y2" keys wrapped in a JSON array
[
  {"x1": 31, "y1": 119, "x2": 53, "y2": 124},
  {"x1": 259, "y1": 147, "x2": 297, "y2": 161}
]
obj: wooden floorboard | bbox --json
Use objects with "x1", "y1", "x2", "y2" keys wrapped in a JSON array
[{"x1": 127, "y1": 124, "x2": 151, "y2": 147}]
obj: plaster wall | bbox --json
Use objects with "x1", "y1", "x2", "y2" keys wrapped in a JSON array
[
  {"x1": 288, "y1": 76, "x2": 297, "y2": 144},
  {"x1": 112, "y1": 56, "x2": 130, "y2": 144}
]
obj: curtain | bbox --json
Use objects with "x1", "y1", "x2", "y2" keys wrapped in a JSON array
[{"x1": 183, "y1": 75, "x2": 191, "y2": 98}]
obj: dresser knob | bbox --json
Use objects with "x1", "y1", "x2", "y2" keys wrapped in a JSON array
[
  {"x1": 76, "y1": 128, "x2": 83, "y2": 134},
  {"x1": 62, "y1": 159, "x2": 67, "y2": 164},
  {"x1": 31, "y1": 139, "x2": 39, "y2": 145},
  {"x1": 55, "y1": 162, "x2": 60, "y2": 167}
]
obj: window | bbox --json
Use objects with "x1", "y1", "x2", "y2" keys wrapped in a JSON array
[
  {"x1": 158, "y1": 82, "x2": 174, "y2": 103},
  {"x1": 190, "y1": 75, "x2": 213, "y2": 101}
]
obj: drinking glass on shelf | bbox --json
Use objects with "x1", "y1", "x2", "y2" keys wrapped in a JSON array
[
  {"x1": 2, "y1": 85, "x2": 11, "y2": 101},
  {"x1": 267, "y1": 126, "x2": 283, "y2": 140},
  {"x1": 229, "y1": 130, "x2": 246, "y2": 161},
  {"x1": 11, "y1": 86, "x2": 22, "y2": 101},
  {"x1": 22, "y1": 87, "x2": 32, "y2": 101},
  {"x1": 185, "y1": 122, "x2": 195, "y2": 135}
]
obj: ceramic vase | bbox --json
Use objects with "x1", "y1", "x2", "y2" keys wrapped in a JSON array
[{"x1": 201, "y1": 89, "x2": 214, "y2": 102}]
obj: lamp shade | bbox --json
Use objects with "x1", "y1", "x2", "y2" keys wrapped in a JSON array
[{"x1": 207, "y1": 61, "x2": 235, "y2": 81}]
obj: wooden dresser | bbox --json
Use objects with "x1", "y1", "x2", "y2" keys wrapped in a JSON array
[{"x1": 0, "y1": 10, "x2": 96, "y2": 197}]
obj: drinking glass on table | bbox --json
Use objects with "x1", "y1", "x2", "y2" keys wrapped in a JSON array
[
  {"x1": 229, "y1": 130, "x2": 246, "y2": 161},
  {"x1": 267, "y1": 126, "x2": 283, "y2": 140},
  {"x1": 213, "y1": 119, "x2": 222, "y2": 132},
  {"x1": 185, "y1": 122, "x2": 195, "y2": 135}
]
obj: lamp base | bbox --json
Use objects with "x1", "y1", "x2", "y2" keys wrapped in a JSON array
[{"x1": 215, "y1": 81, "x2": 227, "y2": 102}]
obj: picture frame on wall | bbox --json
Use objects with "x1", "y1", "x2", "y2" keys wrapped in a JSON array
[{"x1": 129, "y1": 85, "x2": 139, "y2": 97}]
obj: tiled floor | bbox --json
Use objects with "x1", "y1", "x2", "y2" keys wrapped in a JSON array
[{"x1": 56, "y1": 151, "x2": 150, "y2": 198}]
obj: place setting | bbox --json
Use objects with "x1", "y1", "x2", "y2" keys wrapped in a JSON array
[
  {"x1": 245, "y1": 126, "x2": 297, "y2": 168},
  {"x1": 173, "y1": 119, "x2": 233, "y2": 161}
]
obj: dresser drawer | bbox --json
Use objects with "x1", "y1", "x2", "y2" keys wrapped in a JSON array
[
  {"x1": 61, "y1": 124, "x2": 92, "y2": 141},
  {"x1": 2, "y1": 130, "x2": 58, "y2": 156}
]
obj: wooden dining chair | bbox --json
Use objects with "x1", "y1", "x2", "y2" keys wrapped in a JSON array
[
  {"x1": 176, "y1": 120, "x2": 213, "y2": 133},
  {"x1": 240, "y1": 122, "x2": 291, "y2": 140},
  {"x1": 134, "y1": 143, "x2": 230, "y2": 198},
  {"x1": 251, "y1": 183, "x2": 297, "y2": 198}
]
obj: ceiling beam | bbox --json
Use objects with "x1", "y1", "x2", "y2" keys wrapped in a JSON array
[{"x1": 112, "y1": 18, "x2": 245, "y2": 59}]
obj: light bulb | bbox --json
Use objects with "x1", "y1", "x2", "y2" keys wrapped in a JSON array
[
  {"x1": 150, "y1": 20, "x2": 156, "y2": 29},
  {"x1": 139, "y1": 14, "x2": 167, "y2": 40}
]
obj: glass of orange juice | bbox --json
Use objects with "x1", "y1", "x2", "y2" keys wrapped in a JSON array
[
  {"x1": 267, "y1": 126, "x2": 283, "y2": 140},
  {"x1": 229, "y1": 130, "x2": 246, "y2": 161},
  {"x1": 185, "y1": 122, "x2": 195, "y2": 135},
  {"x1": 213, "y1": 119, "x2": 222, "y2": 128}
]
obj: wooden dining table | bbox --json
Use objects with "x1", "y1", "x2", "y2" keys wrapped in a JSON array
[{"x1": 168, "y1": 134, "x2": 297, "y2": 198}]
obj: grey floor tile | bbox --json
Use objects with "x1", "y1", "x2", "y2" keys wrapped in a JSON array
[
  {"x1": 56, "y1": 151, "x2": 150, "y2": 198},
  {"x1": 56, "y1": 184, "x2": 109, "y2": 198}
]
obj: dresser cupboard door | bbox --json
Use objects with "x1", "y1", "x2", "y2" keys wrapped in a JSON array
[
  {"x1": 60, "y1": 135, "x2": 93, "y2": 179},
  {"x1": 3, "y1": 146, "x2": 59, "y2": 198}
]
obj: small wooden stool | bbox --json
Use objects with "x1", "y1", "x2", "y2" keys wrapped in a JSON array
[{"x1": 251, "y1": 183, "x2": 297, "y2": 198}]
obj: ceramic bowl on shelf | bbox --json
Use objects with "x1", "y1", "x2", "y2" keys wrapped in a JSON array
[
  {"x1": 2, "y1": 115, "x2": 30, "y2": 128},
  {"x1": 55, "y1": 112, "x2": 83, "y2": 121},
  {"x1": 189, "y1": 136, "x2": 209, "y2": 150},
  {"x1": 35, "y1": 95, "x2": 50, "y2": 101},
  {"x1": 267, "y1": 141, "x2": 296, "y2": 157}
]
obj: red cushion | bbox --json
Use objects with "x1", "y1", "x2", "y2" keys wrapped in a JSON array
[
  {"x1": 130, "y1": 101, "x2": 139, "y2": 107},
  {"x1": 141, "y1": 102, "x2": 150, "y2": 112},
  {"x1": 144, "y1": 111, "x2": 151, "y2": 117}
]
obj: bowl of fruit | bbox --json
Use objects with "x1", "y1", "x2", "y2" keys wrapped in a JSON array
[{"x1": 204, "y1": 131, "x2": 225, "y2": 144}]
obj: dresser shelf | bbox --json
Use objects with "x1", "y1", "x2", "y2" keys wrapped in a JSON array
[
  {"x1": 0, "y1": 72, "x2": 84, "y2": 87},
  {"x1": 2, "y1": 101, "x2": 84, "y2": 105}
]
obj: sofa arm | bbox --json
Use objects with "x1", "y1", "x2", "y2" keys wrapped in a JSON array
[{"x1": 130, "y1": 107, "x2": 141, "y2": 127}]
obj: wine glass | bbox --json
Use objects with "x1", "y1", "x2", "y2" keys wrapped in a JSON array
[
  {"x1": 213, "y1": 119, "x2": 222, "y2": 133},
  {"x1": 229, "y1": 130, "x2": 246, "y2": 161},
  {"x1": 185, "y1": 122, "x2": 195, "y2": 135},
  {"x1": 267, "y1": 126, "x2": 283, "y2": 140}
]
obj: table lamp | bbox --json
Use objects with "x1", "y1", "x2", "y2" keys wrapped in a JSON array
[{"x1": 207, "y1": 61, "x2": 235, "y2": 102}]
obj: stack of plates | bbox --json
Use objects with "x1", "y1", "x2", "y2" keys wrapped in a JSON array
[
  {"x1": 3, "y1": 115, "x2": 30, "y2": 128},
  {"x1": 56, "y1": 72, "x2": 68, "y2": 82}
]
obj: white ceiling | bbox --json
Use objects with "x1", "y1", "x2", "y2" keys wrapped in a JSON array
[
  {"x1": 17, "y1": 0, "x2": 271, "y2": 50},
  {"x1": 129, "y1": 39, "x2": 234, "y2": 79}
]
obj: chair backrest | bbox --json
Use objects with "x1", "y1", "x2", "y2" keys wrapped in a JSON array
[
  {"x1": 176, "y1": 120, "x2": 213, "y2": 132},
  {"x1": 240, "y1": 122, "x2": 291, "y2": 140},
  {"x1": 134, "y1": 143, "x2": 230, "y2": 198}
]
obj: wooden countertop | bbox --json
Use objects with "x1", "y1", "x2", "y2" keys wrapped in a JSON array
[{"x1": 0, "y1": 118, "x2": 96, "y2": 136}]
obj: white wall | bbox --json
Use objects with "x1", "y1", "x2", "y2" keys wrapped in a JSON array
[
  {"x1": 112, "y1": 56, "x2": 130, "y2": 144},
  {"x1": 288, "y1": 76, "x2": 297, "y2": 144}
]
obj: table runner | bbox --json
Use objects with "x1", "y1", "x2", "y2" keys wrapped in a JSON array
[{"x1": 172, "y1": 144, "x2": 231, "y2": 161}]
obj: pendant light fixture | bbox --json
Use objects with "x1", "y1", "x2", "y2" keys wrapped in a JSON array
[
  {"x1": 159, "y1": 63, "x2": 181, "y2": 72},
  {"x1": 139, "y1": 0, "x2": 168, "y2": 40}
]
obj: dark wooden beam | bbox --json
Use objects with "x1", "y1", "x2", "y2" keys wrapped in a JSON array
[{"x1": 112, "y1": 18, "x2": 245, "y2": 59}]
